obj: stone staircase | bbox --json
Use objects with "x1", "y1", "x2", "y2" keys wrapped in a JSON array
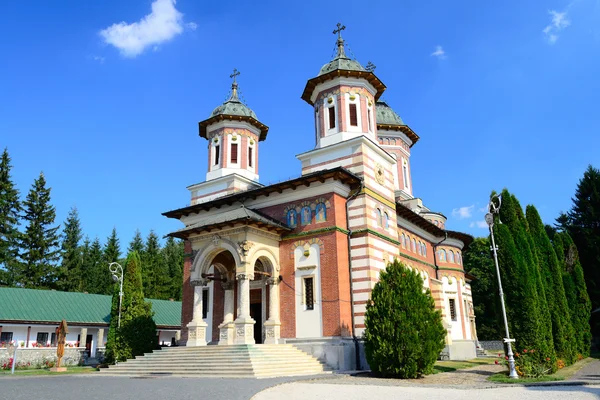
[{"x1": 99, "y1": 344, "x2": 331, "y2": 378}]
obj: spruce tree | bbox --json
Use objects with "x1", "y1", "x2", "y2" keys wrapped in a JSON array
[
  {"x1": 105, "y1": 251, "x2": 157, "y2": 363},
  {"x1": 103, "y1": 228, "x2": 121, "y2": 267},
  {"x1": 554, "y1": 232, "x2": 592, "y2": 357},
  {"x1": 58, "y1": 207, "x2": 83, "y2": 292},
  {"x1": 0, "y1": 148, "x2": 21, "y2": 286},
  {"x1": 141, "y1": 231, "x2": 160, "y2": 298},
  {"x1": 364, "y1": 260, "x2": 446, "y2": 378},
  {"x1": 128, "y1": 230, "x2": 144, "y2": 254},
  {"x1": 495, "y1": 190, "x2": 555, "y2": 369},
  {"x1": 17, "y1": 172, "x2": 60, "y2": 288},
  {"x1": 162, "y1": 237, "x2": 184, "y2": 300},
  {"x1": 462, "y1": 237, "x2": 503, "y2": 340},
  {"x1": 526, "y1": 205, "x2": 576, "y2": 364}
]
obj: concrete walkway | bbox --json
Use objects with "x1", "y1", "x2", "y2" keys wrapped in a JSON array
[{"x1": 568, "y1": 359, "x2": 600, "y2": 383}]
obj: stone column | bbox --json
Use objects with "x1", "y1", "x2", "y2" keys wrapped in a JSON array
[
  {"x1": 79, "y1": 328, "x2": 87, "y2": 347},
  {"x1": 97, "y1": 328, "x2": 105, "y2": 348},
  {"x1": 234, "y1": 273, "x2": 255, "y2": 344},
  {"x1": 264, "y1": 277, "x2": 281, "y2": 344},
  {"x1": 186, "y1": 279, "x2": 208, "y2": 347},
  {"x1": 218, "y1": 281, "x2": 235, "y2": 345}
]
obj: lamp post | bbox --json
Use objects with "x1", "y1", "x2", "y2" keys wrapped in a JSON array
[
  {"x1": 108, "y1": 262, "x2": 124, "y2": 329},
  {"x1": 485, "y1": 194, "x2": 519, "y2": 379}
]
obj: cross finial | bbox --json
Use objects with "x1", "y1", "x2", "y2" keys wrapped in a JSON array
[
  {"x1": 333, "y1": 23, "x2": 346, "y2": 39},
  {"x1": 230, "y1": 68, "x2": 240, "y2": 84},
  {"x1": 365, "y1": 61, "x2": 376, "y2": 72}
]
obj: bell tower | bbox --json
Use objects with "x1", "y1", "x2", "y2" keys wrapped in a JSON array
[{"x1": 190, "y1": 70, "x2": 269, "y2": 205}]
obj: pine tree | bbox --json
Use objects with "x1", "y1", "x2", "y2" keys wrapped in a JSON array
[
  {"x1": 105, "y1": 251, "x2": 157, "y2": 363},
  {"x1": 162, "y1": 237, "x2": 184, "y2": 300},
  {"x1": 79, "y1": 236, "x2": 91, "y2": 290},
  {"x1": 462, "y1": 237, "x2": 503, "y2": 340},
  {"x1": 363, "y1": 259, "x2": 446, "y2": 378},
  {"x1": 17, "y1": 172, "x2": 60, "y2": 288},
  {"x1": 526, "y1": 205, "x2": 576, "y2": 365},
  {"x1": 495, "y1": 190, "x2": 555, "y2": 369},
  {"x1": 128, "y1": 230, "x2": 144, "y2": 254},
  {"x1": 0, "y1": 148, "x2": 21, "y2": 286},
  {"x1": 141, "y1": 231, "x2": 159, "y2": 298},
  {"x1": 554, "y1": 232, "x2": 592, "y2": 357},
  {"x1": 58, "y1": 207, "x2": 83, "y2": 292},
  {"x1": 556, "y1": 165, "x2": 600, "y2": 316},
  {"x1": 81, "y1": 237, "x2": 109, "y2": 294},
  {"x1": 103, "y1": 228, "x2": 121, "y2": 267}
]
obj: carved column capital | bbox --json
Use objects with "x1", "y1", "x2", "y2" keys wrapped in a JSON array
[
  {"x1": 221, "y1": 281, "x2": 235, "y2": 291},
  {"x1": 190, "y1": 278, "x2": 208, "y2": 287},
  {"x1": 236, "y1": 273, "x2": 255, "y2": 281},
  {"x1": 266, "y1": 277, "x2": 279, "y2": 286}
]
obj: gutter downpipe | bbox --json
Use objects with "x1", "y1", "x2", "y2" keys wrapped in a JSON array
[
  {"x1": 433, "y1": 231, "x2": 449, "y2": 280},
  {"x1": 345, "y1": 180, "x2": 364, "y2": 371}
]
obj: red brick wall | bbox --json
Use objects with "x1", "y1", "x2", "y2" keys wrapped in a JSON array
[{"x1": 181, "y1": 240, "x2": 194, "y2": 344}]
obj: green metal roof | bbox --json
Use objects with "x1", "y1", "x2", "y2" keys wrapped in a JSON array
[
  {"x1": 376, "y1": 101, "x2": 405, "y2": 126},
  {"x1": 0, "y1": 287, "x2": 181, "y2": 328},
  {"x1": 318, "y1": 36, "x2": 366, "y2": 76},
  {"x1": 210, "y1": 82, "x2": 258, "y2": 120}
]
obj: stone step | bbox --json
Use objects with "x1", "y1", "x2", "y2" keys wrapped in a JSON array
[
  {"x1": 136, "y1": 353, "x2": 315, "y2": 361},
  {"x1": 118, "y1": 361, "x2": 325, "y2": 369}
]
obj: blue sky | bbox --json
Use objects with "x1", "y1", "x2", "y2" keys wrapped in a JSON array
[{"x1": 1, "y1": 0, "x2": 599, "y2": 249}]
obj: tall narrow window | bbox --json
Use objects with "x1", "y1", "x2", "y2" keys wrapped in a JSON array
[
  {"x1": 449, "y1": 299, "x2": 457, "y2": 321},
  {"x1": 231, "y1": 143, "x2": 238, "y2": 164},
  {"x1": 349, "y1": 103, "x2": 358, "y2": 126},
  {"x1": 384, "y1": 212, "x2": 390, "y2": 228},
  {"x1": 51, "y1": 332, "x2": 57, "y2": 346},
  {"x1": 403, "y1": 161, "x2": 409, "y2": 188},
  {"x1": 202, "y1": 288, "x2": 209, "y2": 319},
  {"x1": 412, "y1": 238, "x2": 416, "y2": 253},
  {"x1": 417, "y1": 241, "x2": 422, "y2": 255},
  {"x1": 367, "y1": 109, "x2": 372, "y2": 131},
  {"x1": 449, "y1": 250, "x2": 455, "y2": 263},
  {"x1": 401, "y1": 233, "x2": 406, "y2": 248},
  {"x1": 328, "y1": 106, "x2": 336, "y2": 129},
  {"x1": 214, "y1": 145, "x2": 220, "y2": 165},
  {"x1": 304, "y1": 277, "x2": 314, "y2": 310},
  {"x1": 248, "y1": 146, "x2": 253, "y2": 168}
]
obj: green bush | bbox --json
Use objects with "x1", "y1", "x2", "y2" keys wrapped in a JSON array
[{"x1": 363, "y1": 260, "x2": 446, "y2": 378}]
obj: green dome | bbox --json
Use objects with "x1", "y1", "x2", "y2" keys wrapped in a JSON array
[
  {"x1": 319, "y1": 56, "x2": 366, "y2": 76},
  {"x1": 210, "y1": 83, "x2": 257, "y2": 120},
  {"x1": 376, "y1": 101, "x2": 404, "y2": 126}
]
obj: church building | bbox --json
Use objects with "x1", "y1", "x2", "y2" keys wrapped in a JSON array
[{"x1": 163, "y1": 25, "x2": 477, "y2": 370}]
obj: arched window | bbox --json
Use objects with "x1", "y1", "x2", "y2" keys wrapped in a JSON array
[
  {"x1": 449, "y1": 250, "x2": 455, "y2": 263},
  {"x1": 401, "y1": 233, "x2": 406, "y2": 248},
  {"x1": 439, "y1": 249, "x2": 447, "y2": 261},
  {"x1": 422, "y1": 243, "x2": 427, "y2": 256},
  {"x1": 315, "y1": 203, "x2": 326, "y2": 223},
  {"x1": 301, "y1": 206, "x2": 311, "y2": 225},
  {"x1": 287, "y1": 210, "x2": 297, "y2": 228},
  {"x1": 411, "y1": 238, "x2": 416, "y2": 253},
  {"x1": 417, "y1": 241, "x2": 422, "y2": 255},
  {"x1": 456, "y1": 252, "x2": 461, "y2": 265},
  {"x1": 376, "y1": 208, "x2": 382, "y2": 228},
  {"x1": 384, "y1": 212, "x2": 390, "y2": 229}
]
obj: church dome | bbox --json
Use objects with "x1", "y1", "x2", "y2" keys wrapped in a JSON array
[
  {"x1": 210, "y1": 84, "x2": 258, "y2": 120},
  {"x1": 376, "y1": 101, "x2": 405, "y2": 126},
  {"x1": 319, "y1": 56, "x2": 366, "y2": 76}
]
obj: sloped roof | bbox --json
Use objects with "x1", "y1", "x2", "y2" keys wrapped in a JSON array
[{"x1": 0, "y1": 287, "x2": 181, "y2": 328}]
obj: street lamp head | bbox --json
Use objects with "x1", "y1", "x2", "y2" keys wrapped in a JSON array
[
  {"x1": 485, "y1": 212, "x2": 494, "y2": 227},
  {"x1": 112, "y1": 274, "x2": 119, "y2": 282}
]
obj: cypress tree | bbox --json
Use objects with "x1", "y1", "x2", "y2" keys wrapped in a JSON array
[
  {"x1": 162, "y1": 237, "x2": 184, "y2": 301},
  {"x1": 496, "y1": 190, "x2": 555, "y2": 368},
  {"x1": 58, "y1": 207, "x2": 83, "y2": 292},
  {"x1": 363, "y1": 260, "x2": 446, "y2": 378},
  {"x1": 526, "y1": 205, "x2": 576, "y2": 364},
  {"x1": 105, "y1": 251, "x2": 157, "y2": 363},
  {"x1": 555, "y1": 232, "x2": 592, "y2": 357},
  {"x1": 103, "y1": 228, "x2": 121, "y2": 267},
  {"x1": 462, "y1": 237, "x2": 502, "y2": 340},
  {"x1": 128, "y1": 230, "x2": 144, "y2": 254},
  {"x1": 17, "y1": 172, "x2": 60, "y2": 288},
  {"x1": 0, "y1": 148, "x2": 21, "y2": 286}
]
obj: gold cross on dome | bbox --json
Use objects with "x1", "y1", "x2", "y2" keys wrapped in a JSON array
[
  {"x1": 333, "y1": 23, "x2": 346, "y2": 39},
  {"x1": 230, "y1": 68, "x2": 240, "y2": 84}
]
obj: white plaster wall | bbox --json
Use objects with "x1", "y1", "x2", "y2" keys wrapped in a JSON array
[
  {"x1": 158, "y1": 330, "x2": 179, "y2": 346},
  {"x1": 294, "y1": 244, "x2": 323, "y2": 338},
  {"x1": 442, "y1": 277, "x2": 464, "y2": 340}
]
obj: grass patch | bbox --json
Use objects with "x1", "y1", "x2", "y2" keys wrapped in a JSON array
[
  {"x1": 0, "y1": 366, "x2": 98, "y2": 377},
  {"x1": 488, "y1": 357, "x2": 595, "y2": 384},
  {"x1": 433, "y1": 358, "x2": 498, "y2": 374}
]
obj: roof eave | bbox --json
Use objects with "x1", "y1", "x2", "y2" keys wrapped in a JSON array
[
  {"x1": 376, "y1": 124, "x2": 420, "y2": 147},
  {"x1": 168, "y1": 218, "x2": 290, "y2": 240},
  {"x1": 301, "y1": 69, "x2": 386, "y2": 106},
  {"x1": 198, "y1": 114, "x2": 269, "y2": 141}
]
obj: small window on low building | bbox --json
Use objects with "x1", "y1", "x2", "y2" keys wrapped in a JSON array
[
  {"x1": 202, "y1": 288, "x2": 209, "y2": 319},
  {"x1": 304, "y1": 277, "x2": 314, "y2": 310},
  {"x1": 36, "y1": 332, "x2": 49, "y2": 345},
  {"x1": 449, "y1": 299, "x2": 457, "y2": 321},
  {"x1": 328, "y1": 107, "x2": 336, "y2": 129},
  {"x1": 0, "y1": 332, "x2": 13, "y2": 342},
  {"x1": 51, "y1": 332, "x2": 57, "y2": 346},
  {"x1": 349, "y1": 103, "x2": 358, "y2": 126}
]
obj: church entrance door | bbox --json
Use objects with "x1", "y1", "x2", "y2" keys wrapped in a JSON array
[{"x1": 250, "y1": 289, "x2": 263, "y2": 344}]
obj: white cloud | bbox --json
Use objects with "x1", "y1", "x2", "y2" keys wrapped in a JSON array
[
  {"x1": 431, "y1": 45, "x2": 446, "y2": 59},
  {"x1": 92, "y1": 55, "x2": 105, "y2": 63},
  {"x1": 469, "y1": 220, "x2": 489, "y2": 229},
  {"x1": 452, "y1": 205, "x2": 474, "y2": 219},
  {"x1": 543, "y1": 10, "x2": 571, "y2": 44},
  {"x1": 99, "y1": 0, "x2": 194, "y2": 58}
]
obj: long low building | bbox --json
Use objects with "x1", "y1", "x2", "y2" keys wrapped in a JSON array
[{"x1": 0, "y1": 287, "x2": 181, "y2": 359}]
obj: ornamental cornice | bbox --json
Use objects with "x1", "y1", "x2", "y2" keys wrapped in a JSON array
[{"x1": 189, "y1": 226, "x2": 281, "y2": 244}]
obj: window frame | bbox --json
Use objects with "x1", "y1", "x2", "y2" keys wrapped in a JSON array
[
  {"x1": 349, "y1": 103, "x2": 358, "y2": 127},
  {"x1": 328, "y1": 106, "x2": 336, "y2": 130},
  {"x1": 303, "y1": 276, "x2": 315, "y2": 311},
  {"x1": 202, "y1": 288, "x2": 209, "y2": 319},
  {"x1": 449, "y1": 298, "x2": 457, "y2": 321},
  {"x1": 36, "y1": 332, "x2": 49, "y2": 345},
  {"x1": 0, "y1": 332, "x2": 13, "y2": 343},
  {"x1": 230, "y1": 143, "x2": 239, "y2": 164}
]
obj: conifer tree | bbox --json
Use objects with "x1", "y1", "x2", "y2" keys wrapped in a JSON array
[
  {"x1": 554, "y1": 232, "x2": 592, "y2": 357},
  {"x1": 162, "y1": 237, "x2": 184, "y2": 300},
  {"x1": 105, "y1": 251, "x2": 157, "y2": 363},
  {"x1": 141, "y1": 231, "x2": 160, "y2": 298},
  {"x1": 0, "y1": 148, "x2": 21, "y2": 286},
  {"x1": 526, "y1": 205, "x2": 576, "y2": 364},
  {"x1": 103, "y1": 228, "x2": 121, "y2": 267},
  {"x1": 81, "y1": 237, "x2": 107, "y2": 294},
  {"x1": 128, "y1": 230, "x2": 144, "y2": 254},
  {"x1": 58, "y1": 207, "x2": 83, "y2": 292},
  {"x1": 17, "y1": 172, "x2": 60, "y2": 288},
  {"x1": 364, "y1": 259, "x2": 446, "y2": 378}
]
